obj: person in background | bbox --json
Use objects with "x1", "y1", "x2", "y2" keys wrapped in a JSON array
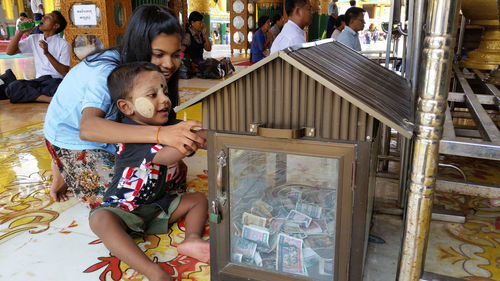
[
  {"x1": 15, "y1": 12, "x2": 29, "y2": 41},
  {"x1": 31, "y1": 0, "x2": 44, "y2": 34},
  {"x1": 181, "y1": 11, "x2": 212, "y2": 72},
  {"x1": 89, "y1": 62, "x2": 209, "y2": 281},
  {"x1": 250, "y1": 16, "x2": 271, "y2": 63},
  {"x1": 270, "y1": 0, "x2": 313, "y2": 54},
  {"x1": 325, "y1": 0, "x2": 339, "y2": 38},
  {"x1": 331, "y1": 14, "x2": 346, "y2": 40},
  {"x1": 269, "y1": 13, "x2": 285, "y2": 46},
  {"x1": 349, "y1": 0, "x2": 356, "y2": 7},
  {"x1": 336, "y1": 7, "x2": 365, "y2": 51},
  {"x1": 2, "y1": 11, "x2": 69, "y2": 103}
]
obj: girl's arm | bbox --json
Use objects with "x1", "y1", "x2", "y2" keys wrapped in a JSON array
[{"x1": 79, "y1": 107, "x2": 206, "y2": 155}]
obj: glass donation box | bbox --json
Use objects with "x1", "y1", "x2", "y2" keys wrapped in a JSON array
[{"x1": 208, "y1": 131, "x2": 371, "y2": 281}]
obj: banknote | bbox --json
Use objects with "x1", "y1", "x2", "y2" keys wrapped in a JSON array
[
  {"x1": 288, "y1": 188, "x2": 303, "y2": 204},
  {"x1": 296, "y1": 202, "x2": 322, "y2": 219},
  {"x1": 242, "y1": 212, "x2": 267, "y2": 227},
  {"x1": 287, "y1": 210, "x2": 312, "y2": 228},
  {"x1": 242, "y1": 225, "x2": 271, "y2": 248},
  {"x1": 304, "y1": 235, "x2": 335, "y2": 249},
  {"x1": 276, "y1": 233, "x2": 306, "y2": 275},
  {"x1": 303, "y1": 247, "x2": 321, "y2": 268},
  {"x1": 268, "y1": 218, "x2": 285, "y2": 234},
  {"x1": 301, "y1": 220, "x2": 323, "y2": 235},
  {"x1": 233, "y1": 237, "x2": 257, "y2": 259},
  {"x1": 319, "y1": 257, "x2": 333, "y2": 275},
  {"x1": 232, "y1": 252, "x2": 243, "y2": 263},
  {"x1": 254, "y1": 251, "x2": 263, "y2": 267}
]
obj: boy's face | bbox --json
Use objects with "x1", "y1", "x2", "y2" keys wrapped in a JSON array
[{"x1": 120, "y1": 70, "x2": 171, "y2": 126}]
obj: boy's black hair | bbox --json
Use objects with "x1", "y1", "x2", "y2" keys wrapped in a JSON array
[
  {"x1": 20, "y1": 12, "x2": 28, "y2": 18},
  {"x1": 285, "y1": 0, "x2": 308, "y2": 17},
  {"x1": 257, "y1": 16, "x2": 270, "y2": 30},
  {"x1": 107, "y1": 61, "x2": 163, "y2": 104},
  {"x1": 52, "y1": 11, "x2": 67, "y2": 34}
]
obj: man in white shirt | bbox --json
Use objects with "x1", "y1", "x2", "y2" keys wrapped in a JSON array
[
  {"x1": 1, "y1": 11, "x2": 69, "y2": 103},
  {"x1": 31, "y1": 0, "x2": 44, "y2": 20},
  {"x1": 336, "y1": 7, "x2": 366, "y2": 52},
  {"x1": 270, "y1": 0, "x2": 313, "y2": 54},
  {"x1": 31, "y1": 0, "x2": 44, "y2": 33}
]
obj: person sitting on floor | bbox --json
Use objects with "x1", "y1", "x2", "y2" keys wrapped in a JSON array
[
  {"x1": 1, "y1": 11, "x2": 69, "y2": 103},
  {"x1": 89, "y1": 61, "x2": 209, "y2": 281},
  {"x1": 181, "y1": 11, "x2": 212, "y2": 73},
  {"x1": 250, "y1": 16, "x2": 271, "y2": 63}
]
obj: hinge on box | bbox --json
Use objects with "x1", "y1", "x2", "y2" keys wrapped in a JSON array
[{"x1": 351, "y1": 161, "x2": 357, "y2": 191}]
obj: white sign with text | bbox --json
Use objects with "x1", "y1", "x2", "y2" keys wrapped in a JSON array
[{"x1": 72, "y1": 4, "x2": 97, "y2": 26}]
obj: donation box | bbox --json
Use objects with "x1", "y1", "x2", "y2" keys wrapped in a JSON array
[{"x1": 207, "y1": 131, "x2": 370, "y2": 281}]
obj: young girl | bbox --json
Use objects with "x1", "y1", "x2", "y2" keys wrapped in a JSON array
[
  {"x1": 44, "y1": 5, "x2": 205, "y2": 209},
  {"x1": 90, "y1": 62, "x2": 209, "y2": 281}
]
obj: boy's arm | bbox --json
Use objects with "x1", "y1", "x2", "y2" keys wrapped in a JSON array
[
  {"x1": 152, "y1": 146, "x2": 186, "y2": 166},
  {"x1": 151, "y1": 130, "x2": 206, "y2": 165}
]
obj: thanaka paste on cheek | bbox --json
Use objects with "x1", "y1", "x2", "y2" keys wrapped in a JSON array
[{"x1": 134, "y1": 97, "x2": 155, "y2": 118}]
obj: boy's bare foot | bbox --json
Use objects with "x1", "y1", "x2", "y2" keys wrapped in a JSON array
[{"x1": 177, "y1": 237, "x2": 210, "y2": 263}]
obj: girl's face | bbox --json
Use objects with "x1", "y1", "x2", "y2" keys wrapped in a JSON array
[
  {"x1": 191, "y1": 20, "x2": 203, "y2": 32},
  {"x1": 150, "y1": 33, "x2": 181, "y2": 81}
]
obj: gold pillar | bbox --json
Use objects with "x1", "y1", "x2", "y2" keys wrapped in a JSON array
[
  {"x1": 311, "y1": 0, "x2": 320, "y2": 13},
  {"x1": 461, "y1": 0, "x2": 500, "y2": 70},
  {"x1": 398, "y1": 0, "x2": 461, "y2": 280},
  {"x1": 16, "y1": 0, "x2": 24, "y2": 13},
  {"x1": 2, "y1": 0, "x2": 14, "y2": 19},
  {"x1": 320, "y1": 0, "x2": 329, "y2": 15},
  {"x1": 188, "y1": 0, "x2": 210, "y2": 14}
]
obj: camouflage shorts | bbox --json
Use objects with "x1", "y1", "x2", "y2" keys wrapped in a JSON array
[{"x1": 46, "y1": 140, "x2": 115, "y2": 209}]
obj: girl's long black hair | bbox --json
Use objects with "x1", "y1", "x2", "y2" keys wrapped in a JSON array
[{"x1": 85, "y1": 5, "x2": 183, "y2": 121}]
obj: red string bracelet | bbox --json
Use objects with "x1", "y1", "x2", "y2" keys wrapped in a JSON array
[{"x1": 156, "y1": 126, "x2": 162, "y2": 145}]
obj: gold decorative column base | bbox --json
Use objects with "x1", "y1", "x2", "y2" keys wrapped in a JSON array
[{"x1": 461, "y1": 28, "x2": 500, "y2": 70}]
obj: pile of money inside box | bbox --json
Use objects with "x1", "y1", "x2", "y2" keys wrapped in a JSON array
[{"x1": 231, "y1": 183, "x2": 337, "y2": 279}]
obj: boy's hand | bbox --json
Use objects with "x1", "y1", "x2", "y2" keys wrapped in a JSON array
[{"x1": 173, "y1": 160, "x2": 188, "y2": 183}]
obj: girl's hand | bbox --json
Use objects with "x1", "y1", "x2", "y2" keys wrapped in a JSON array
[{"x1": 158, "y1": 120, "x2": 207, "y2": 155}]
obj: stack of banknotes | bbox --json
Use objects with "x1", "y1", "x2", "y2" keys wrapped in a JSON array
[{"x1": 231, "y1": 183, "x2": 337, "y2": 279}]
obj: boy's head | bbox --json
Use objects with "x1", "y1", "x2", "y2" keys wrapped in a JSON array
[
  {"x1": 108, "y1": 62, "x2": 171, "y2": 126},
  {"x1": 285, "y1": 0, "x2": 312, "y2": 29}
]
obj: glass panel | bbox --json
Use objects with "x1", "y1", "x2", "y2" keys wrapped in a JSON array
[
  {"x1": 233, "y1": 31, "x2": 244, "y2": 44},
  {"x1": 248, "y1": 31, "x2": 253, "y2": 43},
  {"x1": 113, "y1": 2, "x2": 125, "y2": 27},
  {"x1": 233, "y1": 16, "x2": 244, "y2": 29},
  {"x1": 229, "y1": 149, "x2": 337, "y2": 280},
  {"x1": 73, "y1": 35, "x2": 103, "y2": 60},
  {"x1": 69, "y1": 3, "x2": 101, "y2": 28},
  {"x1": 232, "y1": 0, "x2": 244, "y2": 13}
]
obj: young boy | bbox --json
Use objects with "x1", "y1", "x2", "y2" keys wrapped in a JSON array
[{"x1": 89, "y1": 62, "x2": 209, "y2": 281}]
